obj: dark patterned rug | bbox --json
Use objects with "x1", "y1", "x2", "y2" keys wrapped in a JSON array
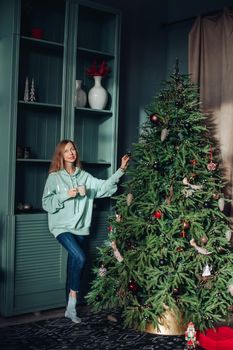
[{"x1": 0, "y1": 310, "x2": 204, "y2": 350}]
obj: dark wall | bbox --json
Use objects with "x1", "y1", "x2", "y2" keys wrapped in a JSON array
[
  {"x1": 92, "y1": 0, "x2": 168, "y2": 156},
  {"x1": 166, "y1": 0, "x2": 233, "y2": 76},
  {"x1": 92, "y1": 0, "x2": 233, "y2": 157}
]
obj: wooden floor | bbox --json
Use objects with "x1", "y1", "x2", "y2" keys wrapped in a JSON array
[{"x1": 0, "y1": 307, "x2": 65, "y2": 328}]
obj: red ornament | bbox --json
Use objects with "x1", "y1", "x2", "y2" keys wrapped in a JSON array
[
  {"x1": 183, "y1": 221, "x2": 190, "y2": 230},
  {"x1": 149, "y1": 113, "x2": 159, "y2": 125},
  {"x1": 128, "y1": 280, "x2": 138, "y2": 293},
  {"x1": 108, "y1": 225, "x2": 113, "y2": 232},
  {"x1": 152, "y1": 210, "x2": 162, "y2": 219},
  {"x1": 180, "y1": 230, "x2": 187, "y2": 238},
  {"x1": 190, "y1": 159, "x2": 197, "y2": 166}
]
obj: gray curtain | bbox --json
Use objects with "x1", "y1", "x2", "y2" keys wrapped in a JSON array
[{"x1": 189, "y1": 8, "x2": 233, "y2": 218}]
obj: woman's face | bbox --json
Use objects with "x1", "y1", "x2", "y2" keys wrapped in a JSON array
[{"x1": 63, "y1": 142, "x2": 77, "y2": 164}]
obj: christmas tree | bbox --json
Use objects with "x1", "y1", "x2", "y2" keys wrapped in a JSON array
[{"x1": 86, "y1": 63, "x2": 233, "y2": 333}]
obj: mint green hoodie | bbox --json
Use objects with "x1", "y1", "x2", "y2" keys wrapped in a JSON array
[{"x1": 42, "y1": 167, "x2": 124, "y2": 237}]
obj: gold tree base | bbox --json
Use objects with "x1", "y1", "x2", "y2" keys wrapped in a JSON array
[{"x1": 145, "y1": 308, "x2": 185, "y2": 336}]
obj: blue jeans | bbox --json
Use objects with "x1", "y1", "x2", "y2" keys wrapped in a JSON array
[{"x1": 57, "y1": 232, "x2": 87, "y2": 299}]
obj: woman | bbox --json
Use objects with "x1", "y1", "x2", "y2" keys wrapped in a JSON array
[{"x1": 42, "y1": 140, "x2": 129, "y2": 323}]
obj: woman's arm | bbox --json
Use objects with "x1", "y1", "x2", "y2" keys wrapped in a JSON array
[
  {"x1": 94, "y1": 154, "x2": 130, "y2": 198},
  {"x1": 42, "y1": 174, "x2": 71, "y2": 213}
]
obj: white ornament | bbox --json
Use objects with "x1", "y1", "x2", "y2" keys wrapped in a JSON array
[
  {"x1": 182, "y1": 177, "x2": 189, "y2": 185},
  {"x1": 190, "y1": 239, "x2": 212, "y2": 255},
  {"x1": 225, "y1": 229, "x2": 232, "y2": 242},
  {"x1": 202, "y1": 264, "x2": 212, "y2": 277},
  {"x1": 116, "y1": 213, "x2": 122, "y2": 222},
  {"x1": 182, "y1": 177, "x2": 203, "y2": 190},
  {"x1": 111, "y1": 241, "x2": 123, "y2": 262},
  {"x1": 126, "y1": 193, "x2": 133, "y2": 206},
  {"x1": 161, "y1": 128, "x2": 169, "y2": 142},
  {"x1": 228, "y1": 284, "x2": 233, "y2": 296},
  {"x1": 218, "y1": 198, "x2": 225, "y2": 211}
]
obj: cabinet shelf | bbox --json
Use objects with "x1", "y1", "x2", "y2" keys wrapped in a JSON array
[
  {"x1": 75, "y1": 106, "x2": 112, "y2": 115},
  {"x1": 18, "y1": 100, "x2": 61, "y2": 109},
  {"x1": 21, "y1": 36, "x2": 64, "y2": 50},
  {"x1": 16, "y1": 208, "x2": 45, "y2": 215},
  {"x1": 82, "y1": 161, "x2": 111, "y2": 166},
  {"x1": 78, "y1": 47, "x2": 114, "y2": 58},
  {"x1": 16, "y1": 158, "x2": 51, "y2": 163}
]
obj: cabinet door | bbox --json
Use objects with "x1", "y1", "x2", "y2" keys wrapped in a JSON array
[
  {"x1": 15, "y1": 0, "x2": 67, "y2": 214},
  {"x1": 14, "y1": 214, "x2": 67, "y2": 313}
]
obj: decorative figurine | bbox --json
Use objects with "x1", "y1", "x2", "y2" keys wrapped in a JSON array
[{"x1": 185, "y1": 322, "x2": 197, "y2": 349}]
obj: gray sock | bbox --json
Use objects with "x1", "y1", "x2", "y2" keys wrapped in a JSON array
[
  {"x1": 67, "y1": 295, "x2": 76, "y2": 311},
  {"x1": 65, "y1": 295, "x2": 81, "y2": 323}
]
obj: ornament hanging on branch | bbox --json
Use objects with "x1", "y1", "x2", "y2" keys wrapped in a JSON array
[
  {"x1": 207, "y1": 145, "x2": 217, "y2": 171},
  {"x1": 228, "y1": 282, "x2": 233, "y2": 296},
  {"x1": 126, "y1": 193, "x2": 133, "y2": 206},
  {"x1": 152, "y1": 210, "x2": 162, "y2": 219},
  {"x1": 111, "y1": 241, "x2": 124, "y2": 262},
  {"x1": 218, "y1": 197, "x2": 225, "y2": 211},
  {"x1": 182, "y1": 177, "x2": 203, "y2": 190},
  {"x1": 225, "y1": 229, "x2": 232, "y2": 242},
  {"x1": 115, "y1": 213, "x2": 122, "y2": 222},
  {"x1": 149, "y1": 113, "x2": 160, "y2": 125},
  {"x1": 202, "y1": 264, "x2": 212, "y2": 277},
  {"x1": 212, "y1": 193, "x2": 220, "y2": 200},
  {"x1": 200, "y1": 236, "x2": 208, "y2": 245},
  {"x1": 128, "y1": 280, "x2": 138, "y2": 294},
  {"x1": 182, "y1": 221, "x2": 190, "y2": 230},
  {"x1": 161, "y1": 128, "x2": 169, "y2": 142},
  {"x1": 98, "y1": 264, "x2": 107, "y2": 277},
  {"x1": 190, "y1": 239, "x2": 212, "y2": 255},
  {"x1": 180, "y1": 230, "x2": 187, "y2": 238}
]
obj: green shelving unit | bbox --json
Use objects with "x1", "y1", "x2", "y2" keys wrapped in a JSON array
[{"x1": 0, "y1": 0, "x2": 121, "y2": 316}]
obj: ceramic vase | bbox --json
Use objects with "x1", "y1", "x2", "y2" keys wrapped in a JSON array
[
  {"x1": 88, "y1": 76, "x2": 108, "y2": 110},
  {"x1": 75, "y1": 80, "x2": 87, "y2": 108}
]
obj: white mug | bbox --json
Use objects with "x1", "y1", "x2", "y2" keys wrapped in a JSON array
[{"x1": 77, "y1": 185, "x2": 86, "y2": 196}]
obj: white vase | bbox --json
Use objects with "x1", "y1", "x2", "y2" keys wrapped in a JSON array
[
  {"x1": 88, "y1": 76, "x2": 108, "y2": 110},
  {"x1": 75, "y1": 80, "x2": 87, "y2": 108}
]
